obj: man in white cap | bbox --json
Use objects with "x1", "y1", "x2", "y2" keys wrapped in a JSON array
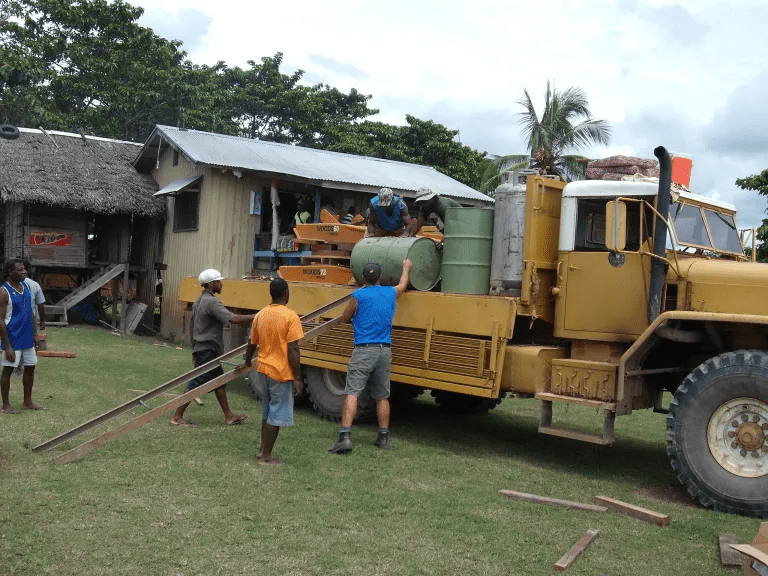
[
  {"x1": 366, "y1": 187, "x2": 411, "y2": 237},
  {"x1": 403, "y1": 187, "x2": 462, "y2": 237},
  {"x1": 170, "y1": 269, "x2": 255, "y2": 428}
]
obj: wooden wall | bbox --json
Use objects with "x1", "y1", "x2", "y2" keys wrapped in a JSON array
[
  {"x1": 26, "y1": 205, "x2": 87, "y2": 266},
  {"x1": 153, "y1": 149, "x2": 262, "y2": 340}
]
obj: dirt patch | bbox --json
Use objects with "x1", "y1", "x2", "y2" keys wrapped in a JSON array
[{"x1": 635, "y1": 483, "x2": 699, "y2": 508}]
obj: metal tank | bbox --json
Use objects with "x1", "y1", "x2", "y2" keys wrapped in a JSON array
[
  {"x1": 490, "y1": 171, "x2": 528, "y2": 295},
  {"x1": 350, "y1": 237, "x2": 441, "y2": 291},
  {"x1": 441, "y1": 207, "x2": 495, "y2": 294}
]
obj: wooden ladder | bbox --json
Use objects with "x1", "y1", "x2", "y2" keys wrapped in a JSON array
[
  {"x1": 33, "y1": 292, "x2": 353, "y2": 463},
  {"x1": 535, "y1": 392, "x2": 617, "y2": 445},
  {"x1": 45, "y1": 263, "x2": 126, "y2": 326}
]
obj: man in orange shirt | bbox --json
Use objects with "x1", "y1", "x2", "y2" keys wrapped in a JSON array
[{"x1": 239, "y1": 278, "x2": 303, "y2": 466}]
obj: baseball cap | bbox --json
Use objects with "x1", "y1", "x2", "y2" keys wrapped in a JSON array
[
  {"x1": 415, "y1": 187, "x2": 438, "y2": 204},
  {"x1": 377, "y1": 188, "x2": 393, "y2": 207},
  {"x1": 199, "y1": 268, "x2": 224, "y2": 285},
  {"x1": 362, "y1": 262, "x2": 382, "y2": 282}
]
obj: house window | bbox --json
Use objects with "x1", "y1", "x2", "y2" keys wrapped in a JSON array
[{"x1": 173, "y1": 185, "x2": 200, "y2": 232}]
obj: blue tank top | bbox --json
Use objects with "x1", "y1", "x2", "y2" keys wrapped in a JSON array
[
  {"x1": 371, "y1": 196, "x2": 407, "y2": 231},
  {"x1": 351, "y1": 285, "x2": 397, "y2": 345},
  {"x1": 2, "y1": 281, "x2": 34, "y2": 350}
]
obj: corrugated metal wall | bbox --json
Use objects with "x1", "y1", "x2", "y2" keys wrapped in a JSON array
[{"x1": 154, "y1": 150, "x2": 262, "y2": 340}]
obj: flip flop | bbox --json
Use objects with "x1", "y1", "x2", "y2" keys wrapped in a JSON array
[
  {"x1": 226, "y1": 414, "x2": 248, "y2": 425},
  {"x1": 257, "y1": 457, "x2": 284, "y2": 467},
  {"x1": 170, "y1": 419, "x2": 196, "y2": 428},
  {"x1": 1, "y1": 406, "x2": 20, "y2": 414}
]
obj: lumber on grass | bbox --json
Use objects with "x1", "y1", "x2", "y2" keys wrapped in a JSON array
[
  {"x1": 719, "y1": 533, "x2": 742, "y2": 568},
  {"x1": 554, "y1": 529, "x2": 600, "y2": 573},
  {"x1": 499, "y1": 490, "x2": 608, "y2": 513},
  {"x1": 37, "y1": 350, "x2": 76, "y2": 358},
  {"x1": 594, "y1": 495, "x2": 669, "y2": 526},
  {"x1": 731, "y1": 544, "x2": 768, "y2": 572}
]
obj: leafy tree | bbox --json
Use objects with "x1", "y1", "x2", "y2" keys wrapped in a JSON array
[
  {"x1": 0, "y1": 0, "x2": 234, "y2": 140},
  {"x1": 736, "y1": 169, "x2": 768, "y2": 262},
  {"x1": 480, "y1": 81, "x2": 610, "y2": 193},
  {"x1": 326, "y1": 115, "x2": 487, "y2": 189},
  {"x1": 225, "y1": 53, "x2": 376, "y2": 147}
]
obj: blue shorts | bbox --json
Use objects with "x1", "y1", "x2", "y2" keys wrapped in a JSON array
[
  {"x1": 259, "y1": 373, "x2": 294, "y2": 427},
  {"x1": 187, "y1": 349, "x2": 225, "y2": 391}
]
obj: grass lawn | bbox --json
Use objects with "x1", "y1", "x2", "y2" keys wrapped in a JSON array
[{"x1": 0, "y1": 327, "x2": 762, "y2": 575}]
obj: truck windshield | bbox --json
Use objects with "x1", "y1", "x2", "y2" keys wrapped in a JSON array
[{"x1": 669, "y1": 201, "x2": 744, "y2": 256}]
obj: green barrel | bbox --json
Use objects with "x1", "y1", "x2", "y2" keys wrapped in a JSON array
[
  {"x1": 441, "y1": 207, "x2": 494, "y2": 294},
  {"x1": 350, "y1": 237, "x2": 441, "y2": 291}
]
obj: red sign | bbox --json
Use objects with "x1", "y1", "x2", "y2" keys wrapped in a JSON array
[{"x1": 29, "y1": 232, "x2": 72, "y2": 247}]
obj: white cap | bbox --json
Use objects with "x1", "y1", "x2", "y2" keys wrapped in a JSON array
[
  {"x1": 377, "y1": 187, "x2": 393, "y2": 207},
  {"x1": 415, "y1": 187, "x2": 438, "y2": 204},
  {"x1": 199, "y1": 269, "x2": 224, "y2": 285}
]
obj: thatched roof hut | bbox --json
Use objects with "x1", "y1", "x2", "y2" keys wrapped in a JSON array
[{"x1": 0, "y1": 127, "x2": 162, "y2": 216}]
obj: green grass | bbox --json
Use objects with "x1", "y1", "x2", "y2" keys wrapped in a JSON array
[{"x1": 0, "y1": 327, "x2": 761, "y2": 575}]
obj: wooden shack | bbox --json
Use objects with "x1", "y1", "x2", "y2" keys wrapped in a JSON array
[{"x1": 0, "y1": 127, "x2": 165, "y2": 331}]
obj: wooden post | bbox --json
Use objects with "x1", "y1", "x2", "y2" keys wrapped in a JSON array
[
  {"x1": 120, "y1": 263, "x2": 129, "y2": 332},
  {"x1": 554, "y1": 529, "x2": 600, "y2": 572},
  {"x1": 111, "y1": 276, "x2": 118, "y2": 328}
]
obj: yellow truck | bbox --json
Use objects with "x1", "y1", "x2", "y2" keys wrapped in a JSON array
[{"x1": 178, "y1": 147, "x2": 768, "y2": 517}]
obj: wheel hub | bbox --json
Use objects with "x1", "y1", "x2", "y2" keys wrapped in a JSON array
[{"x1": 708, "y1": 398, "x2": 768, "y2": 478}]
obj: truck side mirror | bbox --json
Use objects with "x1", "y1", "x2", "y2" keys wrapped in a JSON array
[{"x1": 605, "y1": 200, "x2": 627, "y2": 251}]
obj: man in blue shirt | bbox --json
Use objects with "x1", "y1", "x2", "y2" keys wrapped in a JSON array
[
  {"x1": 328, "y1": 258, "x2": 412, "y2": 453},
  {"x1": 366, "y1": 188, "x2": 411, "y2": 237}
]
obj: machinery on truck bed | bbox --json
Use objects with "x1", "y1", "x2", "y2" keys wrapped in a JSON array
[{"x1": 178, "y1": 147, "x2": 768, "y2": 518}]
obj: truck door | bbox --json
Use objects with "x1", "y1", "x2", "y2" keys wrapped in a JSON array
[{"x1": 556, "y1": 199, "x2": 652, "y2": 341}]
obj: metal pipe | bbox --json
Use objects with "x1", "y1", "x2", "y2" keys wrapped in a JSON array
[{"x1": 648, "y1": 146, "x2": 672, "y2": 323}]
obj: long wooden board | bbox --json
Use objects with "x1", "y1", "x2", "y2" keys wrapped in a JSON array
[
  {"x1": 554, "y1": 529, "x2": 600, "y2": 572},
  {"x1": 34, "y1": 293, "x2": 354, "y2": 462},
  {"x1": 594, "y1": 495, "x2": 669, "y2": 526},
  {"x1": 499, "y1": 490, "x2": 607, "y2": 513}
]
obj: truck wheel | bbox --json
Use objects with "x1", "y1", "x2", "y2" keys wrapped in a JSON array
[
  {"x1": 304, "y1": 366, "x2": 375, "y2": 422},
  {"x1": 667, "y1": 349, "x2": 768, "y2": 517},
  {"x1": 431, "y1": 390, "x2": 503, "y2": 414},
  {"x1": 389, "y1": 382, "x2": 424, "y2": 405}
]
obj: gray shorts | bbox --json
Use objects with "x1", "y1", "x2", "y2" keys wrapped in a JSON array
[{"x1": 345, "y1": 345, "x2": 391, "y2": 400}]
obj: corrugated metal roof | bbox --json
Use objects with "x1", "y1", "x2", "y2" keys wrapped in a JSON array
[{"x1": 134, "y1": 125, "x2": 492, "y2": 203}]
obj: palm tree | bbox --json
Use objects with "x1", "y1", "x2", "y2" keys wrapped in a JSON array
[{"x1": 480, "y1": 81, "x2": 611, "y2": 193}]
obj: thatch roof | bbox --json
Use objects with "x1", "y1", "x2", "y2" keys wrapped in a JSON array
[{"x1": 0, "y1": 128, "x2": 163, "y2": 217}]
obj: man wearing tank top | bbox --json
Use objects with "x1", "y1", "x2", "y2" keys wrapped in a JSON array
[{"x1": 0, "y1": 258, "x2": 44, "y2": 413}]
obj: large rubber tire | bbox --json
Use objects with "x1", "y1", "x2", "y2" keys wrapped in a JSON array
[
  {"x1": 431, "y1": 390, "x2": 504, "y2": 414},
  {"x1": 389, "y1": 382, "x2": 424, "y2": 405},
  {"x1": 667, "y1": 349, "x2": 768, "y2": 517},
  {"x1": 304, "y1": 366, "x2": 375, "y2": 422}
]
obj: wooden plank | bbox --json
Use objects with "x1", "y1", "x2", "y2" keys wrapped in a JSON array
[
  {"x1": 731, "y1": 544, "x2": 768, "y2": 570},
  {"x1": 53, "y1": 368, "x2": 245, "y2": 464},
  {"x1": 554, "y1": 529, "x2": 600, "y2": 573},
  {"x1": 32, "y1": 343, "x2": 248, "y2": 453},
  {"x1": 37, "y1": 350, "x2": 77, "y2": 358},
  {"x1": 719, "y1": 533, "x2": 743, "y2": 568},
  {"x1": 499, "y1": 490, "x2": 608, "y2": 513},
  {"x1": 594, "y1": 495, "x2": 669, "y2": 526}
]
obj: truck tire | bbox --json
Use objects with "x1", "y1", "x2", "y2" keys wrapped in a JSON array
[
  {"x1": 304, "y1": 366, "x2": 375, "y2": 422},
  {"x1": 389, "y1": 382, "x2": 424, "y2": 405},
  {"x1": 667, "y1": 349, "x2": 768, "y2": 517},
  {"x1": 431, "y1": 390, "x2": 503, "y2": 414}
]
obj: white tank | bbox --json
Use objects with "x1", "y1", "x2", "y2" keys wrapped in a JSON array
[{"x1": 490, "y1": 171, "x2": 528, "y2": 294}]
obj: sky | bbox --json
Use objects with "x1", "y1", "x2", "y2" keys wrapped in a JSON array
[{"x1": 136, "y1": 0, "x2": 768, "y2": 229}]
